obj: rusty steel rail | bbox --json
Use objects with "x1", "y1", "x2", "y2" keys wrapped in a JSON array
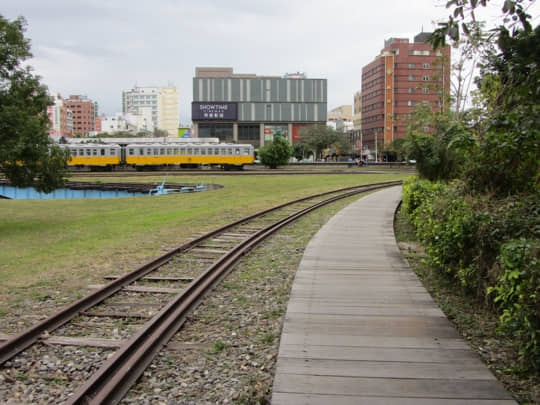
[
  {"x1": 0, "y1": 181, "x2": 400, "y2": 367},
  {"x1": 65, "y1": 182, "x2": 400, "y2": 404}
]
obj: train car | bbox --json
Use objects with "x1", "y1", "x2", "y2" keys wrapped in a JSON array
[
  {"x1": 124, "y1": 143, "x2": 255, "y2": 170},
  {"x1": 63, "y1": 144, "x2": 122, "y2": 169}
]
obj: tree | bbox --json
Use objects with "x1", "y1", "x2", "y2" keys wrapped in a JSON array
[
  {"x1": 405, "y1": 102, "x2": 473, "y2": 181},
  {"x1": 387, "y1": 137, "x2": 408, "y2": 162},
  {"x1": 0, "y1": 15, "x2": 68, "y2": 192},
  {"x1": 464, "y1": 24, "x2": 539, "y2": 195},
  {"x1": 258, "y1": 136, "x2": 293, "y2": 169},
  {"x1": 292, "y1": 143, "x2": 312, "y2": 161},
  {"x1": 298, "y1": 125, "x2": 351, "y2": 159}
]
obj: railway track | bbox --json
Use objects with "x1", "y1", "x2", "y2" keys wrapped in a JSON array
[{"x1": 0, "y1": 180, "x2": 401, "y2": 404}]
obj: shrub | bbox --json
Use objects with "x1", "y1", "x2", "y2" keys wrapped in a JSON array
[
  {"x1": 258, "y1": 136, "x2": 293, "y2": 169},
  {"x1": 488, "y1": 239, "x2": 540, "y2": 371},
  {"x1": 401, "y1": 177, "x2": 444, "y2": 223}
]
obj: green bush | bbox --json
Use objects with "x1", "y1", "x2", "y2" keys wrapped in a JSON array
[
  {"x1": 413, "y1": 184, "x2": 489, "y2": 292},
  {"x1": 401, "y1": 177, "x2": 444, "y2": 223},
  {"x1": 258, "y1": 136, "x2": 293, "y2": 169},
  {"x1": 488, "y1": 239, "x2": 540, "y2": 371}
]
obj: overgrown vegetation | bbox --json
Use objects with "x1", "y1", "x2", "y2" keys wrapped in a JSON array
[
  {"x1": 402, "y1": 178, "x2": 539, "y2": 373},
  {"x1": 400, "y1": 0, "x2": 539, "y2": 374}
]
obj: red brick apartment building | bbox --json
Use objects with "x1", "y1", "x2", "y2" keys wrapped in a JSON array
[
  {"x1": 64, "y1": 95, "x2": 96, "y2": 136},
  {"x1": 361, "y1": 32, "x2": 451, "y2": 154}
]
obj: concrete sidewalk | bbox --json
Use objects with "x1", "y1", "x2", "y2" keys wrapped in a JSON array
[{"x1": 271, "y1": 186, "x2": 516, "y2": 405}]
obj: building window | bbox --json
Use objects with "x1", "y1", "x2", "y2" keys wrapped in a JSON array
[
  {"x1": 407, "y1": 100, "x2": 415, "y2": 107},
  {"x1": 408, "y1": 88, "x2": 414, "y2": 94},
  {"x1": 423, "y1": 63, "x2": 430, "y2": 69},
  {"x1": 422, "y1": 88, "x2": 429, "y2": 94},
  {"x1": 422, "y1": 76, "x2": 430, "y2": 81},
  {"x1": 408, "y1": 63, "x2": 415, "y2": 69},
  {"x1": 408, "y1": 75, "x2": 415, "y2": 81}
]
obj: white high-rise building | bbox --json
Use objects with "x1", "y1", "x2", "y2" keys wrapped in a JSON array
[
  {"x1": 122, "y1": 85, "x2": 179, "y2": 137},
  {"x1": 158, "y1": 86, "x2": 179, "y2": 137}
]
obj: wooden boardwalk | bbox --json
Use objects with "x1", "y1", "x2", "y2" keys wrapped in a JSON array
[{"x1": 271, "y1": 186, "x2": 516, "y2": 405}]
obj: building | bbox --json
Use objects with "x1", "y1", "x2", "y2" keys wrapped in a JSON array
[
  {"x1": 328, "y1": 105, "x2": 352, "y2": 121},
  {"x1": 361, "y1": 32, "x2": 450, "y2": 156},
  {"x1": 157, "y1": 86, "x2": 179, "y2": 137},
  {"x1": 192, "y1": 67, "x2": 327, "y2": 148},
  {"x1": 64, "y1": 95, "x2": 97, "y2": 136},
  {"x1": 327, "y1": 105, "x2": 353, "y2": 134},
  {"x1": 122, "y1": 85, "x2": 179, "y2": 137},
  {"x1": 100, "y1": 113, "x2": 131, "y2": 134},
  {"x1": 64, "y1": 95, "x2": 96, "y2": 136},
  {"x1": 47, "y1": 94, "x2": 73, "y2": 138},
  {"x1": 47, "y1": 94, "x2": 63, "y2": 137},
  {"x1": 353, "y1": 91, "x2": 362, "y2": 130}
]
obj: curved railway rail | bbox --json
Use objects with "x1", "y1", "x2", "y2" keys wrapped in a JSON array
[{"x1": 0, "y1": 180, "x2": 401, "y2": 404}]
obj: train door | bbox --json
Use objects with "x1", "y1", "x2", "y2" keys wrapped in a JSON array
[{"x1": 120, "y1": 146, "x2": 126, "y2": 165}]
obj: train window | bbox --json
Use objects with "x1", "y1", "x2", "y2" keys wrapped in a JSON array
[
  {"x1": 194, "y1": 148, "x2": 199, "y2": 155},
  {"x1": 100, "y1": 148, "x2": 105, "y2": 156},
  {"x1": 200, "y1": 148, "x2": 206, "y2": 155},
  {"x1": 147, "y1": 148, "x2": 152, "y2": 155},
  {"x1": 129, "y1": 148, "x2": 134, "y2": 155},
  {"x1": 110, "y1": 149, "x2": 116, "y2": 155},
  {"x1": 221, "y1": 148, "x2": 226, "y2": 155},
  {"x1": 86, "y1": 149, "x2": 91, "y2": 156},
  {"x1": 173, "y1": 148, "x2": 179, "y2": 155},
  {"x1": 160, "y1": 148, "x2": 165, "y2": 155},
  {"x1": 214, "y1": 148, "x2": 220, "y2": 155},
  {"x1": 187, "y1": 148, "x2": 192, "y2": 155},
  {"x1": 139, "y1": 148, "x2": 144, "y2": 155},
  {"x1": 92, "y1": 149, "x2": 98, "y2": 156},
  {"x1": 228, "y1": 148, "x2": 233, "y2": 155},
  {"x1": 243, "y1": 148, "x2": 249, "y2": 155},
  {"x1": 71, "y1": 149, "x2": 77, "y2": 156},
  {"x1": 235, "y1": 148, "x2": 240, "y2": 155},
  {"x1": 80, "y1": 149, "x2": 84, "y2": 156},
  {"x1": 180, "y1": 148, "x2": 185, "y2": 155}
]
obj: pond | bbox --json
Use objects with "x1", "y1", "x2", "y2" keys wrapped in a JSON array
[{"x1": 0, "y1": 184, "x2": 147, "y2": 200}]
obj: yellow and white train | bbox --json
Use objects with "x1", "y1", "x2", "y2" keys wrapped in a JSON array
[{"x1": 62, "y1": 142, "x2": 255, "y2": 170}]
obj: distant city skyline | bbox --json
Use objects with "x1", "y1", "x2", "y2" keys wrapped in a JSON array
[{"x1": 4, "y1": 0, "x2": 539, "y2": 124}]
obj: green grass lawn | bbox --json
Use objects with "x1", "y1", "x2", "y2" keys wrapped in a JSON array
[{"x1": 0, "y1": 173, "x2": 406, "y2": 313}]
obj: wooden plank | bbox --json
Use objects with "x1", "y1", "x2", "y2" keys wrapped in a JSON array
[
  {"x1": 273, "y1": 374, "x2": 514, "y2": 400},
  {"x1": 87, "y1": 284, "x2": 182, "y2": 294},
  {"x1": 81, "y1": 311, "x2": 150, "y2": 319},
  {"x1": 41, "y1": 335, "x2": 124, "y2": 348},
  {"x1": 189, "y1": 248, "x2": 228, "y2": 255},
  {"x1": 275, "y1": 357, "x2": 497, "y2": 380},
  {"x1": 104, "y1": 275, "x2": 194, "y2": 282},
  {"x1": 272, "y1": 393, "x2": 516, "y2": 405}
]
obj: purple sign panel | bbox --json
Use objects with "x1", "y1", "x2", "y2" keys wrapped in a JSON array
[{"x1": 192, "y1": 102, "x2": 237, "y2": 120}]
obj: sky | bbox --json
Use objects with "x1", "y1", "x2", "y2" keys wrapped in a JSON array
[{"x1": 3, "y1": 0, "x2": 539, "y2": 125}]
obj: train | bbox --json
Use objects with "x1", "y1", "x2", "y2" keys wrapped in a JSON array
[{"x1": 60, "y1": 141, "x2": 255, "y2": 170}]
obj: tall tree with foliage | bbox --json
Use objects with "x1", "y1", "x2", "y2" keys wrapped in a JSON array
[
  {"x1": 0, "y1": 15, "x2": 68, "y2": 192},
  {"x1": 298, "y1": 125, "x2": 351, "y2": 159},
  {"x1": 257, "y1": 136, "x2": 293, "y2": 169}
]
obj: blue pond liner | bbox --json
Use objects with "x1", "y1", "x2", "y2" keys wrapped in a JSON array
[{"x1": 0, "y1": 185, "x2": 146, "y2": 200}]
